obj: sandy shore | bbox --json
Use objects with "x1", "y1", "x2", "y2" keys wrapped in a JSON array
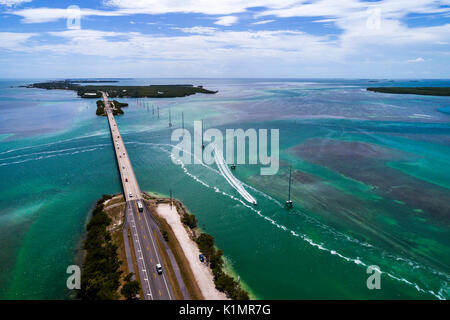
[{"x1": 156, "y1": 203, "x2": 227, "y2": 300}]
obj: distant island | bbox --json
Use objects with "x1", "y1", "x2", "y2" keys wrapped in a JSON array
[
  {"x1": 367, "y1": 87, "x2": 450, "y2": 96},
  {"x1": 65, "y1": 79, "x2": 119, "y2": 83},
  {"x1": 96, "y1": 100, "x2": 128, "y2": 116},
  {"x1": 25, "y1": 80, "x2": 218, "y2": 98}
]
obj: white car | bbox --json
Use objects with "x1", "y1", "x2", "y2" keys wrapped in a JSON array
[
  {"x1": 156, "y1": 264, "x2": 163, "y2": 275},
  {"x1": 129, "y1": 192, "x2": 132, "y2": 198}
]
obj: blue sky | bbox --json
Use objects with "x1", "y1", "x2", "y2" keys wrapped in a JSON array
[{"x1": 0, "y1": 0, "x2": 449, "y2": 78}]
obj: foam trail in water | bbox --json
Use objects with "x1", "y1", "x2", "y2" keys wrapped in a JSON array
[
  {"x1": 0, "y1": 144, "x2": 109, "y2": 161},
  {"x1": 0, "y1": 131, "x2": 109, "y2": 156},
  {"x1": 137, "y1": 141, "x2": 446, "y2": 300},
  {"x1": 0, "y1": 147, "x2": 101, "y2": 167},
  {"x1": 212, "y1": 144, "x2": 257, "y2": 205}
]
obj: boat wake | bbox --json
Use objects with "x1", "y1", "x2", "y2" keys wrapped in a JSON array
[
  {"x1": 129, "y1": 141, "x2": 447, "y2": 300},
  {"x1": 212, "y1": 144, "x2": 257, "y2": 205}
]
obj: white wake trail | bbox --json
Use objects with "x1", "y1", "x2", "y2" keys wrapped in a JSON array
[{"x1": 212, "y1": 145, "x2": 257, "y2": 205}]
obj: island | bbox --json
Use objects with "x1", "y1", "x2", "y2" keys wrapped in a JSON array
[
  {"x1": 25, "y1": 80, "x2": 218, "y2": 98},
  {"x1": 79, "y1": 193, "x2": 249, "y2": 300},
  {"x1": 96, "y1": 100, "x2": 128, "y2": 116},
  {"x1": 367, "y1": 87, "x2": 450, "y2": 96}
]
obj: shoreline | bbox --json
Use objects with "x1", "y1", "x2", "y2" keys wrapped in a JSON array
[
  {"x1": 81, "y1": 192, "x2": 236, "y2": 300},
  {"x1": 155, "y1": 202, "x2": 227, "y2": 300},
  {"x1": 143, "y1": 191, "x2": 250, "y2": 300}
]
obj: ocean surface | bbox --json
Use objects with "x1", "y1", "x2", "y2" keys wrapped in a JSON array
[{"x1": 0, "y1": 78, "x2": 449, "y2": 299}]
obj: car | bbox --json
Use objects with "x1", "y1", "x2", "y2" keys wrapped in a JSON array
[
  {"x1": 125, "y1": 178, "x2": 128, "y2": 182},
  {"x1": 199, "y1": 254, "x2": 204, "y2": 263},
  {"x1": 129, "y1": 192, "x2": 132, "y2": 198},
  {"x1": 123, "y1": 153, "x2": 125, "y2": 155},
  {"x1": 156, "y1": 264, "x2": 163, "y2": 275}
]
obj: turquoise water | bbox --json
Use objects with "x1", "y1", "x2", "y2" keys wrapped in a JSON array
[{"x1": 0, "y1": 78, "x2": 449, "y2": 299}]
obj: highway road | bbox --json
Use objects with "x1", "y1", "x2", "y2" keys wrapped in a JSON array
[{"x1": 102, "y1": 92, "x2": 175, "y2": 300}]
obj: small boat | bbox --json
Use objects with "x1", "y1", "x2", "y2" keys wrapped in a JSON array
[{"x1": 230, "y1": 163, "x2": 236, "y2": 170}]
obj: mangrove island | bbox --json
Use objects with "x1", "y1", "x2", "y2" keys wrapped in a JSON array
[
  {"x1": 367, "y1": 87, "x2": 450, "y2": 96},
  {"x1": 26, "y1": 80, "x2": 218, "y2": 98}
]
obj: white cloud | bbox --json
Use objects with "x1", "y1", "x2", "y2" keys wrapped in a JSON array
[
  {"x1": 103, "y1": 0, "x2": 299, "y2": 15},
  {"x1": 0, "y1": 0, "x2": 31, "y2": 7},
  {"x1": 214, "y1": 15, "x2": 238, "y2": 26},
  {"x1": 173, "y1": 26, "x2": 217, "y2": 34},
  {"x1": 313, "y1": 19, "x2": 336, "y2": 23},
  {"x1": 0, "y1": 32, "x2": 36, "y2": 50},
  {"x1": 0, "y1": 28, "x2": 340, "y2": 61},
  {"x1": 3, "y1": 0, "x2": 450, "y2": 77},
  {"x1": 10, "y1": 7, "x2": 123, "y2": 23},
  {"x1": 406, "y1": 57, "x2": 425, "y2": 63},
  {"x1": 252, "y1": 20, "x2": 275, "y2": 25}
]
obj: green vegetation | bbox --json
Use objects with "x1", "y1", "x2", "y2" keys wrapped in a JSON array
[
  {"x1": 143, "y1": 192, "x2": 249, "y2": 300},
  {"x1": 80, "y1": 194, "x2": 123, "y2": 300},
  {"x1": 27, "y1": 80, "x2": 217, "y2": 98},
  {"x1": 161, "y1": 229, "x2": 169, "y2": 241},
  {"x1": 95, "y1": 100, "x2": 105, "y2": 116},
  {"x1": 120, "y1": 273, "x2": 141, "y2": 300},
  {"x1": 176, "y1": 211, "x2": 249, "y2": 300},
  {"x1": 367, "y1": 87, "x2": 450, "y2": 96},
  {"x1": 95, "y1": 100, "x2": 128, "y2": 116},
  {"x1": 143, "y1": 196, "x2": 204, "y2": 300},
  {"x1": 195, "y1": 233, "x2": 249, "y2": 300},
  {"x1": 181, "y1": 212, "x2": 197, "y2": 229}
]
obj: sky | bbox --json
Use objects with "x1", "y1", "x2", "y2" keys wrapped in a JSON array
[{"x1": 0, "y1": 0, "x2": 449, "y2": 78}]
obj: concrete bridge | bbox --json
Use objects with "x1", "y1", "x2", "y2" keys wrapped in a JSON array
[{"x1": 102, "y1": 92, "x2": 186, "y2": 300}]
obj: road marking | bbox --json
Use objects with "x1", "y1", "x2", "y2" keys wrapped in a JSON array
[
  {"x1": 103, "y1": 93, "x2": 170, "y2": 300},
  {"x1": 141, "y1": 204, "x2": 173, "y2": 300}
]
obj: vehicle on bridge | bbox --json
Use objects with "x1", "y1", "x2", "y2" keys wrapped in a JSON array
[
  {"x1": 137, "y1": 201, "x2": 143, "y2": 212},
  {"x1": 156, "y1": 264, "x2": 163, "y2": 275},
  {"x1": 129, "y1": 192, "x2": 133, "y2": 198}
]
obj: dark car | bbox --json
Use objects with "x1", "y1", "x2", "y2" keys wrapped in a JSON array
[{"x1": 199, "y1": 254, "x2": 204, "y2": 263}]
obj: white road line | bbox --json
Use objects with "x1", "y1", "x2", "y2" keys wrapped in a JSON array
[
  {"x1": 141, "y1": 204, "x2": 173, "y2": 300},
  {"x1": 103, "y1": 92, "x2": 171, "y2": 300},
  {"x1": 127, "y1": 206, "x2": 153, "y2": 300}
]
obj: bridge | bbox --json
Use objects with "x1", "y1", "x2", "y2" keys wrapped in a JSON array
[{"x1": 102, "y1": 92, "x2": 184, "y2": 300}]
